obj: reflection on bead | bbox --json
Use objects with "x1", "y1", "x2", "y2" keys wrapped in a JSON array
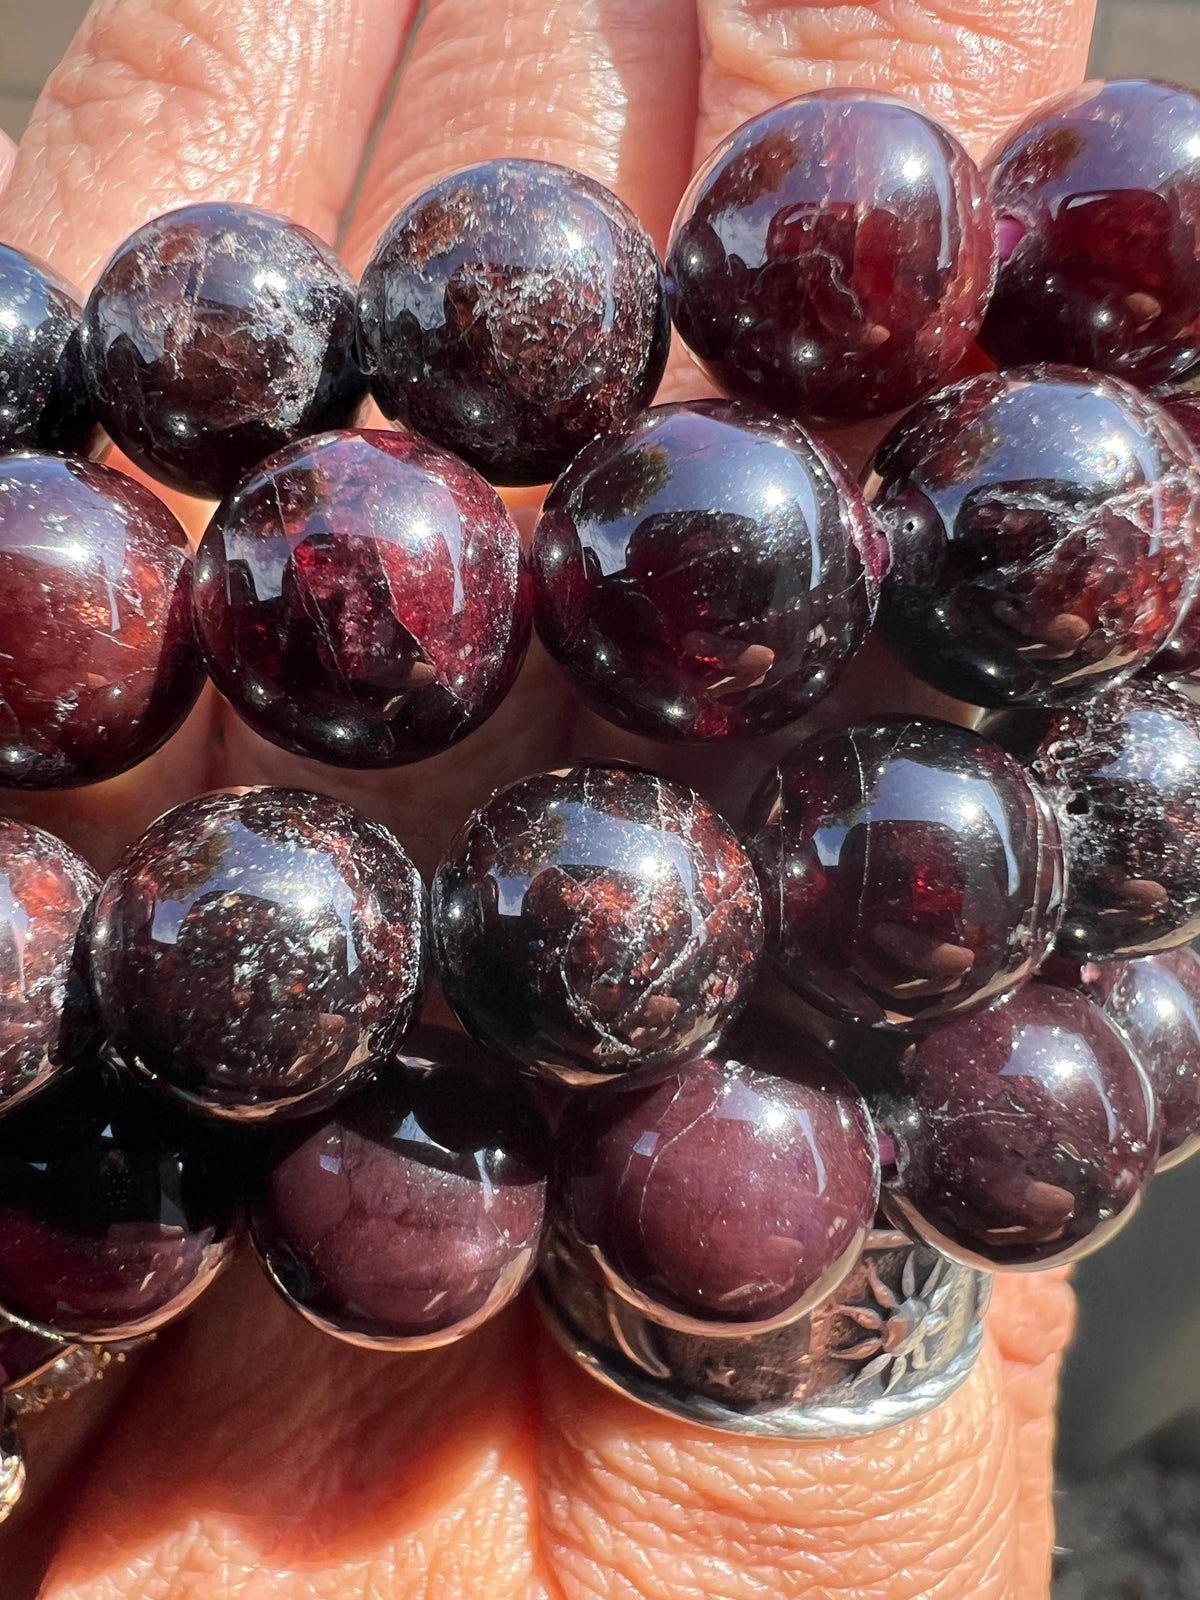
[{"x1": 0, "y1": 245, "x2": 98, "y2": 456}]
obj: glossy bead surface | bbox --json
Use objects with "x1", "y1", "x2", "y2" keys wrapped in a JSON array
[
  {"x1": 877, "y1": 983, "x2": 1156, "y2": 1269},
  {"x1": 0, "y1": 245, "x2": 97, "y2": 455},
  {"x1": 745, "y1": 719, "x2": 1065, "y2": 1029},
  {"x1": 1148, "y1": 395, "x2": 1200, "y2": 681},
  {"x1": 1031, "y1": 679, "x2": 1200, "y2": 958},
  {"x1": 0, "y1": 1064, "x2": 240, "y2": 1339},
  {"x1": 0, "y1": 820, "x2": 98, "y2": 1114},
  {"x1": 666, "y1": 90, "x2": 996, "y2": 425},
  {"x1": 252, "y1": 1026, "x2": 548, "y2": 1348},
  {"x1": 81, "y1": 203, "x2": 365, "y2": 499},
  {"x1": 531, "y1": 401, "x2": 882, "y2": 741},
  {"x1": 868, "y1": 367, "x2": 1200, "y2": 708},
  {"x1": 194, "y1": 430, "x2": 529, "y2": 767},
  {"x1": 358, "y1": 160, "x2": 669, "y2": 487},
  {"x1": 556, "y1": 1009, "x2": 879, "y2": 1331},
  {"x1": 433, "y1": 763, "x2": 762, "y2": 1082},
  {"x1": 0, "y1": 453, "x2": 203, "y2": 789},
  {"x1": 980, "y1": 79, "x2": 1200, "y2": 388},
  {"x1": 90, "y1": 788, "x2": 425, "y2": 1121}
]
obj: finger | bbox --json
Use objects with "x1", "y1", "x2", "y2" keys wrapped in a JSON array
[{"x1": 0, "y1": 131, "x2": 15, "y2": 196}]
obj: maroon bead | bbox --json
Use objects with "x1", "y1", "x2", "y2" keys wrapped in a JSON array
[
  {"x1": 877, "y1": 983, "x2": 1156, "y2": 1269},
  {"x1": 0, "y1": 245, "x2": 98, "y2": 456},
  {"x1": 745, "y1": 719, "x2": 1065, "y2": 1029},
  {"x1": 1031, "y1": 679, "x2": 1200, "y2": 959},
  {"x1": 357, "y1": 160, "x2": 669, "y2": 487},
  {"x1": 1148, "y1": 395, "x2": 1200, "y2": 681},
  {"x1": 194, "y1": 430, "x2": 529, "y2": 768},
  {"x1": 0, "y1": 820, "x2": 98, "y2": 1114},
  {"x1": 89, "y1": 788, "x2": 425, "y2": 1121},
  {"x1": 432, "y1": 763, "x2": 762, "y2": 1083},
  {"x1": 666, "y1": 90, "x2": 996, "y2": 426},
  {"x1": 0, "y1": 452, "x2": 203, "y2": 789},
  {"x1": 0, "y1": 1321, "x2": 65, "y2": 1388},
  {"x1": 868, "y1": 367, "x2": 1200, "y2": 708},
  {"x1": 252, "y1": 1026, "x2": 548, "y2": 1348},
  {"x1": 556, "y1": 1009, "x2": 879, "y2": 1331},
  {"x1": 81, "y1": 203, "x2": 366, "y2": 499},
  {"x1": 980, "y1": 79, "x2": 1200, "y2": 388},
  {"x1": 531, "y1": 401, "x2": 882, "y2": 741}
]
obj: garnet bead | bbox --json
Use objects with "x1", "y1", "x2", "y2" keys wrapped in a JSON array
[
  {"x1": 531, "y1": 401, "x2": 882, "y2": 741},
  {"x1": 432, "y1": 763, "x2": 762, "y2": 1082},
  {"x1": 555, "y1": 1009, "x2": 879, "y2": 1331},
  {"x1": 358, "y1": 160, "x2": 669, "y2": 486},
  {"x1": 744, "y1": 719, "x2": 1065, "y2": 1029},
  {"x1": 666, "y1": 90, "x2": 995, "y2": 425},
  {"x1": 252, "y1": 1027, "x2": 548, "y2": 1348},
  {"x1": 980, "y1": 79, "x2": 1200, "y2": 388},
  {"x1": 194, "y1": 429, "x2": 529, "y2": 768},
  {"x1": 0, "y1": 245, "x2": 97, "y2": 456},
  {"x1": 876, "y1": 983, "x2": 1156, "y2": 1270},
  {"x1": 90, "y1": 788, "x2": 425, "y2": 1121},
  {"x1": 868, "y1": 367, "x2": 1200, "y2": 708},
  {"x1": 0, "y1": 453, "x2": 203, "y2": 789},
  {"x1": 1148, "y1": 395, "x2": 1200, "y2": 681},
  {"x1": 81, "y1": 203, "x2": 366, "y2": 499}
]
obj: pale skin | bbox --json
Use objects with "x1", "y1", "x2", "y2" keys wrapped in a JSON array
[{"x1": 0, "y1": 1, "x2": 1094, "y2": 1594}]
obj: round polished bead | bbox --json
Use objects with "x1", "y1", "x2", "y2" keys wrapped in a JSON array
[
  {"x1": 744, "y1": 719, "x2": 1066, "y2": 1029},
  {"x1": 556, "y1": 1009, "x2": 879, "y2": 1331},
  {"x1": 531, "y1": 401, "x2": 882, "y2": 741},
  {"x1": 194, "y1": 430, "x2": 529, "y2": 768},
  {"x1": 980, "y1": 79, "x2": 1200, "y2": 388},
  {"x1": 90, "y1": 788, "x2": 425, "y2": 1121},
  {"x1": 0, "y1": 245, "x2": 97, "y2": 455},
  {"x1": 867, "y1": 367, "x2": 1200, "y2": 708},
  {"x1": 666, "y1": 90, "x2": 995, "y2": 425},
  {"x1": 433, "y1": 763, "x2": 763, "y2": 1083},
  {"x1": 357, "y1": 160, "x2": 669, "y2": 487},
  {"x1": 0, "y1": 452, "x2": 203, "y2": 789},
  {"x1": 876, "y1": 983, "x2": 1156, "y2": 1269},
  {"x1": 0, "y1": 820, "x2": 98, "y2": 1114},
  {"x1": 0, "y1": 1063, "x2": 240, "y2": 1340},
  {"x1": 81, "y1": 203, "x2": 365, "y2": 499},
  {"x1": 1030, "y1": 679, "x2": 1200, "y2": 959},
  {"x1": 252, "y1": 1026, "x2": 548, "y2": 1348}
]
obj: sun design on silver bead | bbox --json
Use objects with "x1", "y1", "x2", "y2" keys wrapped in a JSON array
[{"x1": 835, "y1": 1253, "x2": 955, "y2": 1392}]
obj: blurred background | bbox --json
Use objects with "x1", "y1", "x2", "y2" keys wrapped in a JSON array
[{"x1": 2, "y1": 0, "x2": 1200, "y2": 1595}]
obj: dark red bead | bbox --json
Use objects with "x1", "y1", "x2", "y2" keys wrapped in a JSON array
[
  {"x1": 433, "y1": 763, "x2": 762, "y2": 1083},
  {"x1": 1147, "y1": 395, "x2": 1200, "y2": 681},
  {"x1": 0, "y1": 245, "x2": 98, "y2": 456},
  {"x1": 868, "y1": 367, "x2": 1200, "y2": 708},
  {"x1": 0, "y1": 820, "x2": 98, "y2": 1114},
  {"x1": 0, "y1": 453, "x2": 203, "y2": 789},
  {"x1": 666, "y1": 90, "x2": 995, "y2": 425},
  {"x1": 357, "y1": 160, "x2": 669, "y2": 487},
  {"x1": 194, "y1": 429, "x2": 529, "y2": 768},
  {"x1": 877, "y1": 983, "x2": 1156, "y2": 1269},
  {"x1": 90, "y1": 788, "x2": 425, "y2": 1121},
  {"x1": 251, "y1": 1026, "x2": 548, "y2": 1348},
  {"x1": 555, "y1": 1009, "x2": 879, "y2": 1330},
  {"x1": 1031, "y1": 679, "x2": 1200, "y2": 959},
  {"x1": 980, "y1": 79, "x2": 1200, "y2": 388},
  {"x1": 745, "y1": 719, "x2": 1065, "y2": 1029},
  {"x1": 531, "y1": 401, "x2": 882, "y2": 741},
  {"x1": 81, "y1": 203, "x2": 366, "y2": 499}
]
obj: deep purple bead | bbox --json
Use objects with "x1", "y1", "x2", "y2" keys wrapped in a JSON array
[
  {"x1": 744, "y1": 719, "x2": 1065, "y2": 1029},
  {"x1": 666, "y1": 90, "x2": 996, "y2": 425},
  {"x1": 0, "y1": 245, "x2": 97, "y2": 456},
  {"x1": 358, "y1": 160, "x2": 669, "y2": 487},
  {"x1": 251, "y1": 1026, "x2": 548, "y2": 1348},
  {"x1": 194, "y1": 429, "x2": 529, "y2": 768},
  {"x1": 432, "y1": 763, "x2": 763, "y2": 1083},
  {"x1": 876, "y1": 983, "x2": 1156, "y2": 1269},
  {"x1": 81, "y1": 203, "x2": 366, "y2": 499},
  {"x1": 531, "y1": 401, "x2": 883, "y2": 741},
  {"x1": 1030, "y1": 679, "x2": 1200, "y2": 959},
  {"x1": 868, "y1": 367, "x2": 1200, "y2": 708},
  {"x1": 0, "y1": 1063, "x2": 240, "y2": 1340},
  {"x1": 555, "y1": 1009, "x2": 879, "y2": 1331},
  {"x1": 0, "y1": 820, "x2": 98, "y2": 1114},
  {"x1": 90, "y1": 788, "x2": 425, "y2": 1121},
  {"x1": 980, "y1": 79, "x2": 1200, "y2": 388},
  {"x1": 0, "y1": 453, "x2": 203, "y2": 789}
]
